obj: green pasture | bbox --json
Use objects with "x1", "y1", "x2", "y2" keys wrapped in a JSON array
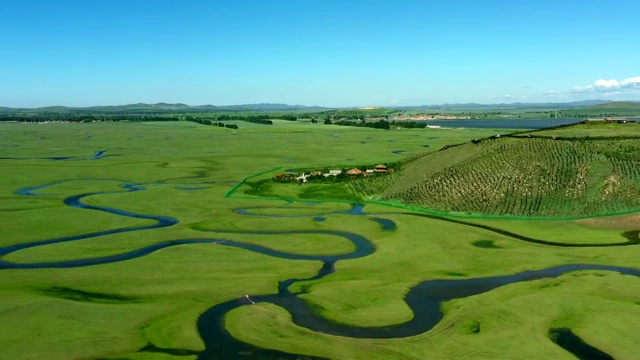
[
  {"x1": 562, "y1": 102, "x2": 640, "y2": 117},
  {"x1": 527, "y1": 122, "x2": 640, "y2": 138},
  {"x1": 1, "y1": 120, "x2": 638, "y2": 359},
  {"x1": 227, "y1": 271, "x2": 639, "y2": 360}
]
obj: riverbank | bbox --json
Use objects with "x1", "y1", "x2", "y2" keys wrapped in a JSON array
[{"x1": 1, "y1": 121, "x2": 638, "y2": 360}]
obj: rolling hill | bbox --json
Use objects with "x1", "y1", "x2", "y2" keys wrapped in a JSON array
[
  {"x1": 351, "y1": 130, "x2": 640, "y2": 217},
  {"x1": 0, "y1": 103, "x2": 330, "y2": 114},
  {"x1": 589, "y1": 101, "x2": 640, "y2": 109},
  {"x1": 3, "y1": 100, "x2": 637, "y2": 115}
]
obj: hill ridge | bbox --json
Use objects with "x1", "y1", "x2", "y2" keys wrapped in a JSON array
[
  {"x1": 3, "y1": 100, "x2": 640, "y2": 113},
  {"x1": 350, "y1": 125, "x2": 640, "y2": 217}
]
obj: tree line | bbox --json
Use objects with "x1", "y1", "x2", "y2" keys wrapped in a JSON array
[
  {"x1": 188, "y1": 118, "x2": 239, "y2": 129},
  {"x1": 328, "y1": 119, "x2": 429, "y2": 130},
  {"x1": 0, "y1": 115, "x2": 181, "y2": 122}
]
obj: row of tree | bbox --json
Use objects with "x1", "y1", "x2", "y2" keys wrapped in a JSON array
[
  {"x1": 329, "y1": 119, "x2": 430, "y2": 130},
  {"x1": 189, "y1": 118, "x2": 239, "y2": 129},
  {"x1": 216, "y1": 114, "x2": 281, "y2": 122},
  {"x1": 0, "y1": 115, "x2": 181, "y2": 122},
  {"x1": 205, "y1": 114, "x2": 299, "y2": 124},
  {"x1": 332, "y1": 119, "x2": 392, "y2": 129}
]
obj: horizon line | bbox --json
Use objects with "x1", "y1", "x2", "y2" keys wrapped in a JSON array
[{"x1": 3, "y1": 99, "x2": 638, "y2": 110}]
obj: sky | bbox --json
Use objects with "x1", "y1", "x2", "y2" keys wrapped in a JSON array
[{"x1": 1, "y1": 0, "x2": 639, "y2": 107}]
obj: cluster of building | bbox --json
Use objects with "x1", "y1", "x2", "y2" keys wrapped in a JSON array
[
  {"x1": 584, "y1": 118, "x2": 632, "y2": 124},
  {"x1": 340, "y1": 163, "x2": 393, "y2": 177},
  {"x1": 275, "y1": 164, "x2": 393, "y2": 183}
]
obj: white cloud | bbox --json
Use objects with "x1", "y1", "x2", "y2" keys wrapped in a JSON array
[
  {"x1": 573, "y1": 76, "x2": 640, "y2": 93},
  {"x1": 594, "y1": 79, "x2": 619, "y2": 88},
  {"x1": 544, "y1": 90, "x2": 557, "y2": 98},
  {"x1": 621, "y1": 76, "x2": 640, "y2": 88},
  {"x1": 603, "y1": 91, "x2": 624, "y2": 97}
]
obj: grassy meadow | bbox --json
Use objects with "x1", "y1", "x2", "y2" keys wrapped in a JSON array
[
  {"x1": 1, "y1": 120, "x2": 639, "y2": 359},
  {"x1": 526, "y1": 121, "x2": 640, "y2": 138}
]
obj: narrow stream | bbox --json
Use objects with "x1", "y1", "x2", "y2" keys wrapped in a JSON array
[
  {"x1": 549, "y1": 328, "x2": 614, "y2": 360},
  {"x1": 1, "y1": 179, "x2": 636, "y2": 359}
]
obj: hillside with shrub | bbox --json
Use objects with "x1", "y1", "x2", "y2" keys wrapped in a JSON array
[{"x1": 350, "y1": 136, "x2": 640, "y2": 217}]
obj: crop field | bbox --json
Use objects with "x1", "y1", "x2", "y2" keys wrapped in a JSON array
[
  {"x1": 1, "y1": 120, "x2": 639, "y2": 360},
  {"x1": 351, "y1": 133, "x2": 640, "y2": 218}
]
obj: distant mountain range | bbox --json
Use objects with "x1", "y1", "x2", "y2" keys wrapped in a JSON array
[
  {"x1": 1, "y1": 100, "x2": 638, "y2": 114},
  {"x1": 0, "y1": 103, "x2": 329, "y2": 114}
]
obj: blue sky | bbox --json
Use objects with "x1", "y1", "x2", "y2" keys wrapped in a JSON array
[{"x1": 1, "y1": 0, "x2": 639, "y2": 107}]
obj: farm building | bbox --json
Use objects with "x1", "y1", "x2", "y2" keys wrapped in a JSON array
[
  {"x1": 374, "y1": 164, "x2": 387, "y2": 173},
  {"x1": 323, "y1": 169, "x2": 342, "y2": 177},
  {"x1": 346, "y1": 168, "x2": 363, "y2": 176},
  {"x1": 296, "y1": 173, "x2": 310, "y2": 183}
]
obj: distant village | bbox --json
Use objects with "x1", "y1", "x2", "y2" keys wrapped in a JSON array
[{"x1": 274, "y1": 164, "x2": 393, "y2": 183}]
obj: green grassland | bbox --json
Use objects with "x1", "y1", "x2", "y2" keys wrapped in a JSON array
[
  {"x1": 226, "y1": 272, "x2": 640, "y2": 360},
  {"x1": 591, "y1": 101, "x2": 640, "y2": 109},
  {"x1": 558, "y1": 102, "x2": 640, "y2": 118},
  {"x1": 524, "y1": 121, "x2": 640, "y2": 138},
  {"x1": 1, "y1": 120, "x2": 639, "y2": 359}
]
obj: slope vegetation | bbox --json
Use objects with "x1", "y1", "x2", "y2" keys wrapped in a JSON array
[
  {"x1": 351, "y1": 137, "x2": 640, "y2": 217},
  {"x1": 590, "y1": 101, "x2": 640, "y2": 109}
]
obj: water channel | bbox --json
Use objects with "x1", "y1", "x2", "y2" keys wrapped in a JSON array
[{"x1": 1, "y1": 179, "x2": 637, "y2": 359}]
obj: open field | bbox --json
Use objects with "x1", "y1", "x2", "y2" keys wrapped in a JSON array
[
  {"x1": 1, "y1": 120, "x2": 639, "y2": 359},
  {"x1": 561, "y1": 102, "x2": 640, "y2": 118},
  {"x1": 523, "y1": 121, "x2": 640, "y2": 138}
]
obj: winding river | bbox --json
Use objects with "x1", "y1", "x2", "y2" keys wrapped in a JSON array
[{"x1": 1, "y1": 179, "x2": 638, "y2": 359}]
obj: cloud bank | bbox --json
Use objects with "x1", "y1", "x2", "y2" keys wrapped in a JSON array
[{"x1": 573, "y1": 76, "x2": 640, "y2": 93}]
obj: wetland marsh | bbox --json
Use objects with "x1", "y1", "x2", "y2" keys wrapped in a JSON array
[{"x1": 1, "y1": 121, "x2": 638, "y2": 360}]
